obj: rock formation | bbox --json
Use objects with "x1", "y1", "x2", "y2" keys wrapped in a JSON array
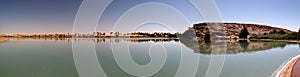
[{"x1": 182, "y1": 22, "x2": 296, "y2": 40}]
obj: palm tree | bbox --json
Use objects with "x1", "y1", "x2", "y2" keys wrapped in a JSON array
[{"x1": 115, "y1": 32, "x2": 120, "y2": 37}]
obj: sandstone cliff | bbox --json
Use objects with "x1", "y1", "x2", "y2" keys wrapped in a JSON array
[{"x1": 183, "y1": 22, "x2": 296, "y2": 40}]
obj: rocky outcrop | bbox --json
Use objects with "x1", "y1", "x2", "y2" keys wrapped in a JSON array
[{"x1": 188, "y1": 22, "x2": 296, "y2": 40}]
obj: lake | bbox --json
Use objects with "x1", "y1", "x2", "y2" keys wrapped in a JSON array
[{"x1": 0, "y1": 38, "x2": 299, "y2": 77}]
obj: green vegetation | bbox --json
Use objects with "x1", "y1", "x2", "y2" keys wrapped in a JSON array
[
  {"x1": 0, "y1": 32, "x2": 179, "y2": 38},
  {"x1": 204, "y1": 33, "x2": 210, "y2": 43},
  {"x1": 130, "y1": 32, "x2": 178, "y2": 38},
  {"x1": 252, "y1": 30, "x2": 300, "y2": 40},
  {"x1": 239, "y1": 27, "x2": 249, "y2": 38},
  {"x1": 270, "y1": 30, "x2": 286, "y2": 35}
]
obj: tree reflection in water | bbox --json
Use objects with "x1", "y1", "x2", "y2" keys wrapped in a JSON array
[
  {"x1": 180, "y1": 38, "x2": 299, "y2": 54},
  {"x1": 3, "y1": 37, "x2": 299, "y2": 54}
]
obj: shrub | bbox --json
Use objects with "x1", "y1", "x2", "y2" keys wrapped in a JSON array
[
  {"x1": 278, "y1": 30, "x2": 286, "y2": 35},
  {"x1": 204, "y1": 33, "x2": 210, "y2": 43},
  {"x1": 239, "y1": 27, "x2": 249, "y2": 38}
]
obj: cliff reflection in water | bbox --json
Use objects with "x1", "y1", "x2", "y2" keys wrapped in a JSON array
[{"x1": 180, "y1": 39, "x2": 299, "y2": 54}]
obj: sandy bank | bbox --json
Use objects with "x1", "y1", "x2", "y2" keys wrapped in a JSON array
[
  {"x1": 0, "y1": 38, "x2": 8, "y2": 43},
  {"x1": 273, "y1": 55, "x2": 300, "y2": 77}
]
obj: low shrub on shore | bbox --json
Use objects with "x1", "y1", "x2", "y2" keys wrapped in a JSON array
[{"x1": 252, "y1": 34, "x2": 300, "y2": 40}]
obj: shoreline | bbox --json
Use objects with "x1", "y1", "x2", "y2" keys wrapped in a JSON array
[
  {"x1": 0, "y1": 38, "x2": 8, "y2": 43},
  {"x1": 273, "y1": 55, "x2": 300, "y2": 77},
  {"x1": 250, "y1": 39, "x2": 300, "y2": 43},
  {"x1": 1, "y1": 37, "x2": 300, "y2": 43}
]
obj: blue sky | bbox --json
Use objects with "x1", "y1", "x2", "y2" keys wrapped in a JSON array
[{"x1": 0, "y1": 0, "x2": 299, "y2": 34}]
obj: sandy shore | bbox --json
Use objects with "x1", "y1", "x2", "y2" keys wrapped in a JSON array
[
  {"x1": 0, "y1": 38, "x2": 8, "y2": 43},
  {"x1": 273, "y1": 55, "x2": 300, "y2": 77}
]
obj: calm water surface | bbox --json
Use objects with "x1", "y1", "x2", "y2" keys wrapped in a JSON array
[{"x1": 0, "y1": 38, "x2": 299, "y2": 77}]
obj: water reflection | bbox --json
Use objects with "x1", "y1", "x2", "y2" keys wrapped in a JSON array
[
  {"x1": 180, "y1": 39, "x2": 300, "y2": 54},
  {"x1": 94, "y1": 38, "x2": 179, "y2": 43},
  {"x1": 1, "y1": 38, "x2": 300, "y2": 77},
  {"x1": 5, "y1": 38, "x2": 179, "y2": 43},
  {"x1": 4, "y1": 38, "x2": 299, "y2": 55}
]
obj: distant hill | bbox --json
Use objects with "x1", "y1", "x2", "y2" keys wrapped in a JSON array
[{"x1": 181, "y1": 22, "x2": 296, "y2": 40}]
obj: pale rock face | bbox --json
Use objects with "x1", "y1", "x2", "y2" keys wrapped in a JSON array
[{"x1": 188, "y1": 22, "x2": 295, "y2": 40}]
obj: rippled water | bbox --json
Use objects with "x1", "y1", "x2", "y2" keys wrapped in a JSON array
[{"x1": 0, "y1": 38, "x2": 299, "y2": 77}]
